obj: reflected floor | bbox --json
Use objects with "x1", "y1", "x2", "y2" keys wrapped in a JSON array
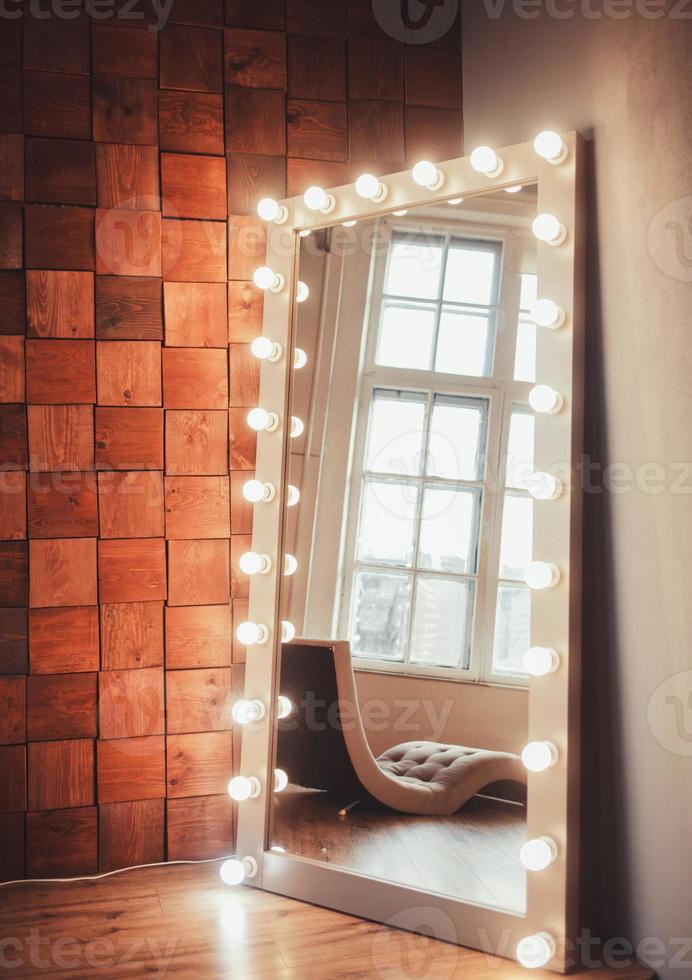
[{"x1": 271, "y1": 788, "x2": 527, "y2": 915}]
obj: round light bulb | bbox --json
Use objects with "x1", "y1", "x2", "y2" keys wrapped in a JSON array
[
  {"x1": 355, "y1": 173, "x2": 387, "y2": 202},
  {"x1": 521, "y1": 741, "x2": 558, "y2": 773},
  {"x1": 220, "y1": 858, "x2": 247, "y2": 886},
  {"x1": 247, "y1": 407, "x2": 279, "y2": 432},
  {"x1": 448, "y1": 197, "x2": 464, "y2": 205},
  {"x1": 532, "y1": 213, "x2": 566, "y2": 245},
  {"x1": 342, "y1": 220, "x2": 357, "y2": 228},
  {"x1": 274, "y1": 768, "x2": 289, "y2": 792},
  {"x1": 296, "y1": 281, "x2": 309, "y2": 304},
  {"x1": 524, "y1": 646, "x2": 560, "y2": 676},
  {"x1": 524, "y1": 560, "x2": 560, "y2": 590},
  {"x1": 242, "y1": 479, "x2": 275, "y2": 504},
  {"x1": 236, "y1": 621, "x2": 269, "y2": 646},
  {"x1": 239, "y1": 551, "x2": 271, "y2": 576},
  {"x1": 304, "y1": 186, "x2": 334, "y2": 213},
  {"x1": 227, "y1": 776, "x2": 261, "y2": 802},
  {"x1": 251, "y1": 336, "x2": 282, "y2": 362},
  {"x1": 231, "y1": 699, "x2": 265, "y2": 725},
  {"x1": 253, "y1": 266, "x2": 281, "y2": 291},
  {"x1": 277, "y1": 695, "x2": 293, "y2": 719},
  {"x1": 529, "y1": 384, "x2": 563, "y2": 414},
  {"x1": 286, "y1": 485, "x2": 300, "y2": 507},
  {"x1": 298, "y1": 229, "x2": 311, "y2": 238},
  {"x1": 392, "y1": 209, "x2": 408, "y2": 216},
  {"x1": 470, "y1": 145, "x2": 504, "y2": 177},
  {"x1": 532, "y1": 298, "x2": 565, "y2": 329},
  {"x1": 520, "y1": 837, "x2": 558, "y2": 872},
  {"x1": 281, "y1": 621, "x2": 296, "y2": 643},
  {"x1": 290, "y1": 416, "x2": 304, "y2": 438},
  {"x1": 293, "y1": 348, "x2": 307, "y2": 369},
  {"x1": 411, "y1": 160, "x2": 444, "y2": 190},
  {"x1": 505, "y1": 184, "x2": 523, "y2": 194},
  {"x1": 528, "y1": 471, "x2": 563, "y2": 501},
  {"x1": 534, "y1": 130, "x2": 567, "y2": 164},
  {"x1": 256, "y1": 198, "x2": 287, "y2": 223},
  {"x1": 283, "y1": 554, "x2": 297, "y2": 576},
  {"x1": 516, "y1": 933, "x2": 556, "y2": 969}
]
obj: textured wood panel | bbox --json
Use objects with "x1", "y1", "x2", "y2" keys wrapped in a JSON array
[
  {"x1": 226, "y1": 87, "x2": 286, "y2": 156},
  {"x1": 160, "y1": 25, "x2": 223, "y2": 93},
  {"x1": 287, "y1": 0, "x2": 347, "y2": 38},
  {"x1": 26, "y1": 270, "x2": 95, "y2": 339},
  {"x1": 0, "y1": 202, "x2": 22, "y2": 269},
  {"x1": 224, "y1": 28, "x2": 287, "y2": 89},
  {"x1": 0, "y1": 541, "x2": 28, "y2": 606},
  {"x1": 228, "y1": 281, "x2": 263, "y2": 341},
  {"x1": 161, "y1": 153, "x2": 227, "y2": 220},
  {"x1": 230, "y1": 533, "x2": 251, "y2": 598},
  {"x1": 162, "y1": 348, "x2": 228, "y2": 409},
  {"x1": 95, "y1": 208, "x2": 162, "y2": 278},
  {"x1": 95, "y1": 276, "x2": 163, "y2": 341},
  {"x1": 228, "y1": 343, "x2": 259, "y2": 407},
  {"x1": 0, "y1": 271, "x2": 26, "y2": 336},
  {"x1": 27, "y1": 673, "x2": 98, "y2": 741},
  {"x1": 0, "y1": 469, "x2": 26, "y2": 540},
  {"x1": 0, "y1": 335, "x2": 24, "y2": 402},
  {"x1": 349, "y1": 37, "x2": 404, "y2": 102},
  {"x1": 226, "y1": 152, "x2": 286, "y2": 216},
  {"x1": 167, "y1": 539, "x2": 229, "y2": 607},
  {"x1": 286, "y1": 157, "x2": 349, "y2": 197},
  {"x1": 25, "y1": 137, "x2": 97, "y2": 206},
  {"x1": 96, "y1": 340, "x2": 162, "y2": 406},
  {"x1": 166, "y1": 793, "x2": 234, "y2": 860},
  {"x1": 0, "y1": 133, "x2": 23, "y2": 202},
  {"x1": 25, "y1": 205, "x2": 95, "y2": 271},
  {"x1": 92, "y1": 24, "x2": 158, "y2": 79},
  {"x1": 348, "y1": 99, "x2": 405, "y2": 162},
  {"x1": 163, "y1": 282, "x2": 228, "y2": 348},
  {"x1": 26, "y1": 339, "x2": 96, "y2": 404},
  {"x1": 23, "y1": 11, "x2": 90, "y2": 74},
  {"x1": 95, "y1": 406, "x2": 164, "y2": 470},
  {"x1": 0, "y1": 744, "x2": 26, "y2": 811},
  {"x1": 226, "y1": 0, "x2": 285, "y2": 30},
  {"x1": 227, "y1": 215, "x2": 266, "y2": 281},
  {"x1": 229, "y1": 407, "x2": 257, "y2": 469},
  {"x1": 162, "y1": 219, "x2": 227, "y2": 282},
  {"x1": 26, "y1": 807, "x2": 97, "y2": 878},
  {"x1": 95, "y1": 143, "x2": 160, "y2": 210},
  {"x1": 288, "y1": 36, "x2": 346, "y2": 103},
  {"x1": 100, "y1": 601, "x2": 164, "y2": 670},
  {"x1": 165, "y1": 604, "x2": 232, "y2": 669},
  {"x1": 0, "y1": 607, "x2": 28, "y2": 674},
  {"x1": 93, "y1": 75, "x2": 158, "y2": 145},
  {"x1": 0, "y1": 812, "x2": 24, "y2": 881},
  {"x1": 166, "y1": 731, "x2": 233, "y2": 798},
  {"x1": 230, "y1": 473, "x2": 254, "y2": 534},
  {"x1": 166, "y1": 668, "x2": 232, "y2": 734},
  {"x1": 27, "y1": 471, "x2": 99, "y2": 539},
  {"x1": 158, "y1": 91, "x2": 225, "y2": 155},
  {"x1": 165, "y1": 476, "x2": 230, "y2": 540},
  {"x1": 99, "y1": 667, "x2": 165, "y2": 739},
  {"x1": 98, "y1": 537, "x2": 167, "y2": 603},
  {"x1": 99, "y1": 799, "x2": 164, "y2": 872},
  {"x1": 0, "y1": 675, "x2": 25, "y2": 745},
  {"x1": 165, "y1": 410, "x2": 228, "y2": 476},
  {"x1": 97, "y1": 470, "x2": 165, "y2": 539},
  {"x1": 97, "y1": 735, "x2": 166, "y2": 803},
  {"x1": 405, "y1": 47, "x2": 463, "y2": 109},
  {"x1": 28, "y1": 738, "x2": 94, "y2": 811},
  {"x1": 29, "y1": 537, "x2": 98, "y2": 609},
  {"x1": 405, "y1": 105, "x2": 464, "y2": 163},
  {"x1": 287, "y1": 98, "x2": 348, "y2": 161},
  {"x1": 27, "y1": 405, "x2": 94, "y2": 472},
  {"x1": 28, "y1": 606, "x2": 100, "y2": 675},
  {"x1": 23, "y1": 70, "x2": 91, "y2": 140}
]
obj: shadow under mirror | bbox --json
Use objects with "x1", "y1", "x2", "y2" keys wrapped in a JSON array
[{"x1": 272, "y1": 186, "x2": 540, "y2": 916}]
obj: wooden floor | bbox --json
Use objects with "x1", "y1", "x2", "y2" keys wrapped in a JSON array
[
  {"x1": 271, "y1": 788, "x2": 527, "y2": 913},
  {"x1": 0, "y1": 862, "x2": 655, "y2": 979}
]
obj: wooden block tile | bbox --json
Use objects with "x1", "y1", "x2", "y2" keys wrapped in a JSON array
[
  {"x1": 95, "y1": 143, "x2": 160, "y2": 210},
  {"x1": 95, "y1": 407, "x2": 164, "y2": 470},
  {"x1": 0, "y1": 607, "x2": 28, "y2": 674},
  {"x1": 27, "y1": 270, "x2": 94, "y2": 339},
  {"x1": 287, "y1": 0, "x2": 346, "y2": 37},
  {"x1": 348, "y1": 99, "x2": 405, "y2": 163},
  {"x1": 165, "y1": 476, "x2": 230, "y2": 540},
  {"x1": 0, "y1": 133, "x2": 23, "y2": 202},
  {"x1": 0, "y1": 203, "x2": 22, "y2": 270},
  {"x1": 0, "y1": 812, "x2": 24, "y2": 882},
  {"x1": 164, "y1": 282, "x2": 227, "y2": 348},
  {"x1": 96, "y1": 340, "x2": 162, "y2": 406},
  {"x1": 230, "y1": 471, "x2": 253, "y2": 533},
  {"x1": 224, "y1": 28, "x2": 286, "y2": 89},
  {"x1": 95, "y1": 276, "x2": 162, "y2": 341},
  {"x1": 97, "y1": 735, "x2": 166, "y2": 803},
  {"x1": 25, "y1": 138, "x2": 96, "y2": 207},
  {"x1": 227, "y1": 152, "x2": 286, "y2": 217},
  {"x1": 159, "y1": 91, "x2": 225, "y2": 156},
  {"x1": 27, "y1": 405, "x2": 94, "y2": 472},
  {"x1": 97, "y1": 470, "x2": 165, "y2": 539},
  {"x1": 29, "y1": 606, "x2": 99, "y2": 674},
  {"x1": 162, "y1": 219, "x2": 227, "y2": 282},
  {"x1": 92, "y1": 24, "x2": 158, "y2": 79},
  {"x1": 160, "y1": 25, "x2": 222, "y2": 93},
  {"x1": 0, "y1": 335, "x2": 24, "y2": 403},
  {"x1": 23, "y1": 11, "x2": 90, "y2": 73},
  {"x1": 288, "y1": 36, "x2": 346, "y2": 103},
  {"x1": 27, "y1": 471, "x2": 98, "y2": 539},
  {"x1": 405, "y1": 47, "x2": 462, "y2": 109},
  {"x1": 23, "y1": 70, "x2": 91, "y2": 140},
  {"x1": 228, "y1": 343, "x2": 259, "y2": 407},
  {"x1": 161, "y1": 153, "x2": 227, "y2": 220},
  {"x1": 227, "y1": 215, "x2": 266, "y2": 281},
  {"x1": 0, "y1": 744, "x2": 25, "y2": 811},
  {"x1": 101, "y1": 601, "x2": 163, "y2": 670},
  {"x1": 29, "y1": 537, "x2": 97, "y2": 609},
  {"x1": 0, "y1": 469, "x2": 26, "y2": 540},
  {"x1": 170, "y1": 0, "x2": 223, "y2": 27},
  {"x1": 0, "y1": 675, "x2": 25, "y2": 745},
  {"x1": 225, "y1": 87, "x2": 286, "y2": 156},
  {"x1": 166, "y1": 793, "x2": 233, "y2": 861},
  {"x1": 166, "y1": 731, "x2": 233, "y2": 798},
  {"x1": 95, "y1": 208, "x2": 162, "y2": 278},
  {"x1": 0, "y1": 68, "x2": 21, "y2": 133},
  {"x1": 162, "y1": 349, "x2": 228, "y2": 410},
  {"x1": 349, "y1": 37, "x2": 404, "y2": 102},
  {"x1": 229, "y1": 407, "x2": 256, "y2": 469},
  {"x1": 27, "y1": 808, "x2": 97, "y2": 879},
  {"x1": 286, "y1": 158, "x2": 349, "y2": 198},
  {"x1": 405, "y1": 106, "x2": 463, "y2": 163},
  {"x1": 166, "y1": 668, "x2": 232, "y2": 735},
  {"x1": 27, "y1": 673, "x2": 97, "y2": 741},
  {"x1": 225, "y1": 0, "x2": 284, "y2": 29},
  {"x1": 228, "y1": 281, "x2": 263, "y2": 341},
  {"x1": 25, "y1": 205, "x2": 94, "y2": 271},
  {"x1": 0, "y1": 541, "x2": 28, "y2": 606},
  {"x1": 28, "y1": 738, "x2": 94, "y2": 810},
  {"x1": 0, "y1": 16, "x2": 20, "y2": 67},
  {"x1": 0, "y1": 271, "x2": 25, "y2": 336},
  {"x1": 98, "y1": 537, "x2": 167, "y2": 603},
  {"x1": 231, "y1": 596, "x2": 248, "y2": 663},
  {"x1": 99, "y1": 667, "x2": 165, "y2": 739},
  {"x1": 287, "y1": 99, "x2": 348, "y2": 162},
  {"x1": 230, "y1": 533, "x2": 251, "y2": 598},
  {"x1": 99, "y1": 799, "x2": 164, "y2": 872},
  {"x1": 165, "y1": 410, "x2": 228, "y2": 476},
  {"x1": 93, "y1": 76, "x2": 158, "y2": 146},
  {"x1": 165, "y1": 604, "x2": 231, "y2": 669},
  {"x1": 167, "y1": 539, "x2": 229, "y2": 606},
  {"x1": 26, "y1": 339, "x2": 96, "y2": 404}
]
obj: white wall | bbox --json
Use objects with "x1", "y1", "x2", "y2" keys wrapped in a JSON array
[{"x1": 462, "y1": 7, "x2": 692, "y2": 975}]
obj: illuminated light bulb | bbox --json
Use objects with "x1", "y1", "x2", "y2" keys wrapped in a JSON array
[
  {"x1": 242, "y1": 480, "x2": 276, "y2": 504},
  {"x1": 505, "y1": 184, "x2": 523, "y2": 194},
  {"x1": 227, "y1": 776, "x2": 261, "y2": 802},
  {"x1": 220, "y1": 856, "x2": 258, "y2": 886},
  {"x1": 239, "y1": 552, "x2": 272, "y2": 576},
  {"x1": 412, "y1": 160, "x2": 444, "y2": 190},
  {"x1": 283, "y1": 554, "x2": 297, "y2": 576},
  {"x1": 355, "y1": 173, "x2": 388, "y2": 203},
  {"x1": 298, "y1": 229, "x2": 311, "y2": 238},
  {"x1": 281, "y1": 621, "x2": 296, "y2": 643},
  {"x1": 256, "y1": 197, "x2": 288, "y2": 224},
  {"x1": 236, "y1": 621, "x2": 269, "y2": 646},
  {"x1": 532, "y1": 213, "x2": 566, "y2": 246},
  {"x1": 524, "y1": 646, "x2": 560, "y2": 676},
  {"x1": 529, "y1": 384, "x2": 563, "y2": 415},
  {"x1": 520, "y1": 836, "x2": 558, "y2": 872},
  {"x1": 534, "y1": 130, "x2": 567, "y2": 164},
  {"x1": 247, "y1": 407, "x2": 279, "y2": 432},
  {"x1": 251, "y1": 336, "x2": 283, "y2": 362},
  {"x1": 448, "y1": 197, "x2": 464, "y2": 205},
  {"x1": 528, "y1": 471, "x2": 563, "y2": 501},
  {"x1": 287, "y1": 485, "x2": 301, "y2": 507},
  {"x1": 392, "y1": 209, "x2": 409, "y2": 217},
  {"x1": 253, "y1": 266, "x2": 285, "y2": 292},
  {"x1": 342, "y1": 220, "x2": 357, "y2": 227},
  {"x1": 290, "y1": 416, "x2": 304, "y2": 438},
  {"x1": 293, "y1": 348, "x2": 307, "y2": 369},
  {"x1": 516, "y1": 933, "x2": 556, "y2": 970},
  {"x1": 524, "y1": 561, "x2": 561, "y2": 590},
  {"x1": 532, "y1": 298, "x2": 565, "y2": 329},
  {"x1": 296, "y1": 281, "x2": 309, "y2": 304},
  {"x1": 522, "y1": 741, "x2": 558, "y2": 773},
  {"x1": 231, "y1": 699, "x2": 266, "y2": 725},
  {"x1": 277, "y1": 695, "x2": 293, "y2": 719},
  {"x1": 470, "y1": 145, "x2": 504, "y2": 178},
  {"x1": 274, "y1": 768, "x2": 289, "y2": 792},
  {"x1": 304, "y1": 185, "x2": 335, "y2": 213}
]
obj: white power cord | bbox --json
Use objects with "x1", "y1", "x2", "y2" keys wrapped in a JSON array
[{"x1": 0, "y1": 855, "x2": 233, "y2": 888}]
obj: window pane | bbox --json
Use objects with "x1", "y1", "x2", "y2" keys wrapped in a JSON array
[
  {"x1": 350, "y1": 570, "x2": 411, "y2": 661},
  {"x1": 498, "y1": 492, "x2": 533, "y2": 580},
  {"x1": 492, "y1": 585, "x2": 530, "y2": 675},
  {"x1": 356, "y1": 479, "x2": 418, "y2": 567},
  {"x1": 435, "y1": 310, "x2": 493, "y2": 377},
  {"x1": 419, "y1": 486, "x2": 479, "y2": 574},
  {"x1": 506, "y1": 410, "x2": 535, "y2": 489},
  {"x1": 519, "y1": 272, "x2": 537, "y2": 311},
  {"x1": 410, "y1": 577, "x2": 473, "y2": 669},
  {"x1": 443, "y1": 244, "x2": 497, "y2": 306},
  {"x1": 364, "y1": 390, "x2": 427, "y2": 477},
  {"x1": 427, "y1": 396, "x2": 488, "y2": 481},
  {"x1": 514, "y1": 315, "x2": 536, "y2": 383},
  {"x1": 376, "y1": 303, "x2": 436, "y2": 370},
  {"x1": 384, "y1": 237, "x2": 443, "y2": 300}
]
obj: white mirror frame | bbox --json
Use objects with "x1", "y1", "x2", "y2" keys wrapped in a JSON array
[{"x1": 234, "y1": 133, "x2": 585, "y2": 973}]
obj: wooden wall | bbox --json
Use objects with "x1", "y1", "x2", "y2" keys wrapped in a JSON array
[{"x1": 0, "y1": 0, "x2": 462, "y2": 880}]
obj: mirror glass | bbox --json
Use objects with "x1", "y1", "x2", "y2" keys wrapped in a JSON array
[{"x1": 271, "y1": 187, "x2": 538, "y2": 914}]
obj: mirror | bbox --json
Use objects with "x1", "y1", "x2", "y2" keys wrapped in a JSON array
[{"x1": 271, "y1": 187, "x2": 541, "y2": 915}]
